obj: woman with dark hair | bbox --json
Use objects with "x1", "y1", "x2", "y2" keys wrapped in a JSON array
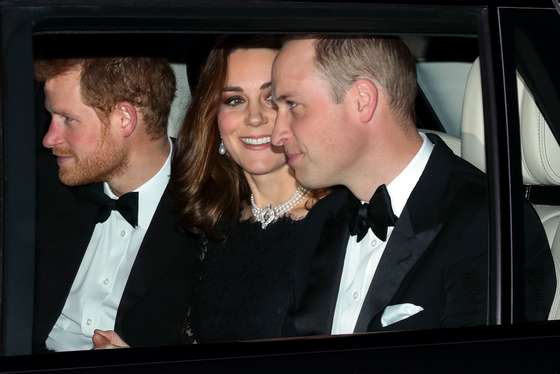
[
  {"x1": 92, "y1": 35, "x2": 337, "y2": 347},
  {"x1": 172, "y1": 35, "x2": 337, "y2": 343}
]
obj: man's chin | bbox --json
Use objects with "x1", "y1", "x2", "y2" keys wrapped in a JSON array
[
  {"x1": 295, "y1": 170, "x2": 331, "y2": 190},
  {"x1": 294, "y1": 173, "x2": 317, "y2": 190},
  {"x1": 58, "y1": 173, "x2": 87, "y2": 186},
  {"x1": 58, "y1": 169, "x2": 99, "y2": 187}
]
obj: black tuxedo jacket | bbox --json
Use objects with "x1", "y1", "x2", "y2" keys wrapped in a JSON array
[
  {"x1": 33, "y1": 152, "x2": 199, "y2": 351},
  {"x1": 289, "y1": 134, "x2": 555, "y2": 335}
]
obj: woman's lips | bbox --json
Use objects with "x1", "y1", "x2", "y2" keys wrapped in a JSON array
[{"x1": 239, "y1": 136, "x2": 272, "y2": 150}]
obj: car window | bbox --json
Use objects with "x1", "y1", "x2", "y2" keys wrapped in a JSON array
[
  {"x1": 500, "y1": 7, "x2": 560, "y2": 322},
  {"x1": 30, "y1": 30, "x2": 498, "y2": 352},
  {"x1": 8, "y1": 2, "x2": 556, "y2": 364}
]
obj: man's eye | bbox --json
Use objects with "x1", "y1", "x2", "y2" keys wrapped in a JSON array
[
  {"x1": 287, "y1": 101, "x2": 298, "y2": 110},
  {"x1": 224, "y1": 96, "x2": 245, "y2": 107},
  {"x1": 63, "y1": 116, "x2": 76, "y2": 125}
]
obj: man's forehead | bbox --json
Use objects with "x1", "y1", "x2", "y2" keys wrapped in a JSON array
[
  {"x1": 285, "y1": 37, "x2": 316, "y2": 49},
  {"x1": 279, "y1": 38, "x2": 315, "y2": 63},
  {"x1": 274, "y1": 40, "x2": 316, "y2": 79},
  {"x1": 44, "y1": 69, "x2": 83, "y2": 112},
  {"x1": 45, "y1": 68, "x2": 81, "y2": 90}
]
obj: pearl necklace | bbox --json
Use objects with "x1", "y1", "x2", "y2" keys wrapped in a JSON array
[{"x1": 250, "y1": 186, "x2": 309, "y2": 229}]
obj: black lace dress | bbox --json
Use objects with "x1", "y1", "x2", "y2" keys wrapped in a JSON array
[{"x1": 191, "y1": 193, "x2": 340, "y2": 343}]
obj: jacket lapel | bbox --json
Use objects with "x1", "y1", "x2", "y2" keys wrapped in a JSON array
[
  {"x1": 51, "y1": 183, "x2": 102, "y2": 296},
  {"x1": 292, "y1": 188, "x2": 354, "y2": 335},
  {"x1": 354, "y1": 134, "x2": 458, "y2": 332},
  {"x1": 35, "y1": 181, "x2": 101, "y2": 346},
  {"x1": 353, "y1": 207, "x2": 442, "y2": 331},
  {"x1": 115, "y1": 187, "x2": 183, "y2": 326}
]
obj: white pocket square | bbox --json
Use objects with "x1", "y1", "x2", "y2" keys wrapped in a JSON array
[{"x1": 381, "y1": 303, "x2": 424, "y2": 327}]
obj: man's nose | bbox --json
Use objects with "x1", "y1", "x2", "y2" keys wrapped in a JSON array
[
  {"x1": 271, "y1": 112, "x2": 290, "y2": 147},
  {"x1": 42, "y1": 119, "x2": 62, "y2": 149}
]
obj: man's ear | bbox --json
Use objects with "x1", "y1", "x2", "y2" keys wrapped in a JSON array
[
  {"x1": 113, "y1": 102, "x2": 137, "y2": 138},
  {"x1": 352, "y1": 79, "x2": 378, "y2": 124}
]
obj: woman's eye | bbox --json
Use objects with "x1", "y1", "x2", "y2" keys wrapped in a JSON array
[
  {"x1": 264, "y1": 94, "x2": 274, "y2": 106},
  {"x1": 224, "y1": 96, "x2": 245, "y2": 107}
]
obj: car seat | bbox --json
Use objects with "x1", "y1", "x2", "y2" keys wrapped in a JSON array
[{"x1": 460, "y1": 58, "x2": 560, "y2": 320}]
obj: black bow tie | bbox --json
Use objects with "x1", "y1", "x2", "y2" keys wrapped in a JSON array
[
  {"x1": 349, "y1": 184, "x2": 398, "y2": 242},
  {"x1": 95, "y1": 191, "x2": 139, "y2": 228}
]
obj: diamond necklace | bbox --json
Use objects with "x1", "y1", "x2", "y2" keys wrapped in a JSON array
[{"x1": 250, "y1": 186, "x2": 309, "y2": 229}]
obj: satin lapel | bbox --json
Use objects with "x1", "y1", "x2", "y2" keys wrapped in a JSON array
[
  {"x1": 353, "y1": 208, "x2": 442, "y2": 332},
  {"x1": 293, "y1": 189, "x2": 353, "y2": 335},
  {"x1": 115, "y1": 143, "x2": 182, "y2": 327},
  {"x1": 63, "y1": 184, "x2": 105, "y2": 283},
  {"x1": 354, "y1": 134, "x2": 456, "y2": 332},
  {"x1": 115, "y1": 188, "x2": 181, "y2": 326},
  {"x1": 50, "y1": 183, "x2": 102, "y2": 297}
]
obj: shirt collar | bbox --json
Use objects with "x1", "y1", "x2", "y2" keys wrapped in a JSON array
[
  {"x1": 103, "y1": 137, "x2": 172, "y2": 229},
  {"x1": 385, "y1": 132, "x2": 434, "y2": 218}
]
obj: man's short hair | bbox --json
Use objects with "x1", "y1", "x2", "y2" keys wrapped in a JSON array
[
  {"x1": 35, "y1": 57, "x2": 176, "y2": 138},
  {"x1": 291, "y1": 35, "x2": 417, "y2": 123}
]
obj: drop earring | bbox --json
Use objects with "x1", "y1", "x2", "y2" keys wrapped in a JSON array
[{"x1": 218, "y1": 140, "x2": 227, "y2": 155}]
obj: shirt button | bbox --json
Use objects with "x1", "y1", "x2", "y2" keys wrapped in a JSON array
[
  {"x1": 103, "y1": 278, "x2": 110, "y2": 286},
  {"x1": 120, "y1": 230, "x2": 126, "y2": 237},
  {"x1": 86, "y1": 319, "x2": 92, "y2": 326},
  {"x1": 352, "y1": 291, "x2": 360, "y2": 300},
  {"x1": 370, "y1": 239, "x2": 378, "y2": 246}
]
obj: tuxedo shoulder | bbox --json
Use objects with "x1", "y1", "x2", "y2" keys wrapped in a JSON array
[
  {"x1": 419, "y1": 148, "x2": 490, "y2": 257},
  {"x1": 444, "y1": 157, "x2": 488, "y2": 221},
  {"x1": 308, "y1": 186, "x2": 353, "y2": 217},
  {"x1": 450, "y1": 152, "x2": 486, "y2": 186}
]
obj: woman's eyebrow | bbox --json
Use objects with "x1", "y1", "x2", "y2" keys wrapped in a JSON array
[{"x1": 222, "y1": 86, "x2": 243, "y2": 92}]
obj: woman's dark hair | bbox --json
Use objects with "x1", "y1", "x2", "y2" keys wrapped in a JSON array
[{"x1": 172, "y1": 35, "x2": 283, "y2": 239}]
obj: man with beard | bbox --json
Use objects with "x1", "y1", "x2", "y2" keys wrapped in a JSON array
[{"x1": 33, "y1": 57, "x2": 199, "y2": 352}]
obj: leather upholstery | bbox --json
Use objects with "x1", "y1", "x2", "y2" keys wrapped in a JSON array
[
  {"x1": 519, "y1": 78, "x2": 560, "y2": 185},
  {"x1": 460, "y1": 58, "x2": 486, "y2": 172},
  {"x1": 459, "y1": 57, "x2": 560, "y2": 320}
]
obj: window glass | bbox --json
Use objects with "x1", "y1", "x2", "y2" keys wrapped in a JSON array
[
  {"x1": 501, "y1": 7, "x2": 560, "y2": 323},
  {"x1": 28, "y1": 31, "x2": 500, "y2": 357},
  {"x1": 1, "y1": 5, "x2": 505, "y2": 359}
]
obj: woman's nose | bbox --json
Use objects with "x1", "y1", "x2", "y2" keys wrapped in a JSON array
[{"x1": 247, "y1": 104, "x2": 268, "y2": 127}]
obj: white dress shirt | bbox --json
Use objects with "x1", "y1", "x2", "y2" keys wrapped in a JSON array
[
  {"x1": 331, "y1": 133, "x2": 434, "y2": 335},
  {"x1": 46, "y1": 140, "x2": 172, "y2": 352}
]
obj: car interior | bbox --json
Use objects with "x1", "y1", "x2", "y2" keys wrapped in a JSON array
[
  {"x1": 32, "y1": 29, "x2": 560, "y2": 332},
  {"x1": 0, "y1": 3, "x2": 550, "y2": 364},
  {"x1": 459, "y1": 58, "x2": 560, "y2": 319}
]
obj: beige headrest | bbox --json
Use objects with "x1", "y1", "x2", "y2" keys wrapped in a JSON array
[
  {"x1": 518, "y1": 77, "x2": 560, "y2": 185},
  {"x1": 461, "y1": 58, "x2": 486, "y2": 173},
  {"x1": 167, "y1": 63, "x2": 191, "y2": 138},
  {"x1": 460, "y1": 58, "x2": 560, "y2": 186}
]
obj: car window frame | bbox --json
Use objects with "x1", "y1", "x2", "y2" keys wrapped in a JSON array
[{"x1": 1, "y1": 0, "x2": 550, "y2": 367}]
